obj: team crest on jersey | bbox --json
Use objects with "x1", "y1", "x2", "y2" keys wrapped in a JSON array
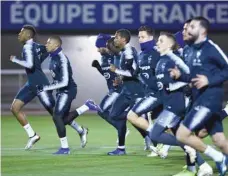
[
  {"x1": 157, "y1": 81, "x2": 164, "y2": 90},
  {"x1": 36, "y1": 48, "x2": 41, "y2": 53},
  {"x1": 108, "y1": 59, "x2": 112, "y2": 64},
  {"x1": 193, "y1": 57, "x2": 202, "y2": 66},
  {"x1": 104, "y1": 72, "x2": 110, "y2": 79},
  {"x1": 53, "y1": 63, "x2": 57, "y2": 69},
  {"x1": 196, "y1": 50, "x2": 202, "y2": 58},
  {"x1": 141, "y1": 73, "x2": 150, "y2": 79},
  {"x1": 148, "y1": 56, "x2": 152, "y2": 62},
  {"x1": 191, "y1": 49, "x2": 202, "y2": 66}
]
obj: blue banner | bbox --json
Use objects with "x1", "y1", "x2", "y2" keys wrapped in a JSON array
[{"x1": 1, "y1": 1, "x2": 228, "y2": 31}]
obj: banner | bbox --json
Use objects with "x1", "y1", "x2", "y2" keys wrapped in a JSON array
[{"x1": 1, "y1": 1, "x2": 228, "y2": 31}]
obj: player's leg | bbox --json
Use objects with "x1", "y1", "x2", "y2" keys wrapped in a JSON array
[
  {"x1": 37, "y1": 90, "x2": 55, "y2": 115},
  {"x1": 171, "y1": 123, "x2": 213, "y2": 176},
  {"x1": 11, "y1": 84, "x2": 40, "y2": 149},
  {"x1": 149, "y1": 110, "x2": 183, "y2": 146},
  {"x1": 176, "y1": 105, "x2": 227, "y2": 175},
  {"x1": 219, "y1": 101, "x2": 228, "y2": 120},
  {"x1": 98, "y1": 91, "x2": 120, "y2": 126},
  {"x1": 52, "y1": 92, "x2": 72, "y2": 154},
  {"x1": 62, "y1": 98, "x2": 100, "y2": 125},
  {"x1": 198, "y1": 103, "x2": 228, "y2": 137},
  {"x1": 65, "y1": 88, "x2": 89, "y2": 148},
  {"x1": 127, "y1": 95, "x2": 161, "y2": 148},
  {"x1": 127, "y1": 94, "x2": 159, "y2": 131},
  {"x1": 206, "y1": 116, "x2": 228, "y2": 154},
  {"x1": 107, "y1": 93, "x2": 130, "y2": 155}
]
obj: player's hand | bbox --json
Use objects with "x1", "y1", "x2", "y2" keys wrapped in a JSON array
[
  {"x1": 169, "y1": 66, "x2": 181, "y2": 79},
  {"x1": 92, "y1": 60, "x2": 100, "y2": 68},
  {"x1": 110, "y1": 64, "x2": 116, "y2": 72},
  {"x1": 36, "y1": 85, "x2": 44, "y2": 94},
  {"x1": 10, "y1": 55, "x2": 15, "y2": 61},
  {"x1": 191, "y1": 74, "x2": 209, "y2": 89}
]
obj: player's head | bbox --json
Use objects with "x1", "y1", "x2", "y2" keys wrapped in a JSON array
[
  {"x1": 114, "y1": 29, "x2": 131, "y2": 49},
  {"x1": 95, "y1": 33, "x2": 111, "y2": 55},
  {"x1": 45, "y1": 36, "x2": 62, "y2": 52},
  {"x1": 182, "y1": 19, "x2": 192, "y2": 42},
  {"x1": 18, "y1": 24, "x2": 36, "y2": 43},
  {"x1": 138, "y1": 25, "x2": 154, "y2": 43},
  {"x1": 156, "y1": 32, "x2": 179, "y2": 54},
  {"x1": 187, "y1": 16, "x2": 209, "y2": 44},
  {"x1": 106, "y1": 37, "x2": 121, "y2": 55}
]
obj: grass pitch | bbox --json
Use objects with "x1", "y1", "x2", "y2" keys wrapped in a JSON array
[{"x1": 2, "y1": 115, "x2": 228, "y2": 176}]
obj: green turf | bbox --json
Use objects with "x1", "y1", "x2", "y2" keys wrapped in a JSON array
[{"x1": 2, "y1": 115, "x2": 228, "y2": 176}]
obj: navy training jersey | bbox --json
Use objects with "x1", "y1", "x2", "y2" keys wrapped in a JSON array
[
  {"x1": 11, "y1": 39, "x2": 50, "y2": 89},
  {"x1": 180, "y1": 39, "x2": 228, "y2": 102},
  {"x1": 114, "y1": 54, "x2": 121, "y2": 68},
  {"x1": 155, "y1": 51, "x2": 190, "y2": 92},
  {"x1": 155, "y1": 51, "x2": 190, "y2": 115},
  {"x1": 43, "y1": 47, "x2": 77, "y2": 93},
  {"x1": 137, "y1": 47, "x2": 160, "y2": 92},
  {"x1": 100, "y1": 54, "x2": 121, "y2": 92},
  {"x1": 115, "y1": 43, "x2": 139, "y2": 82},
  {"x1": 114, "y1": 43, "x2": 144, "y2": 95}
]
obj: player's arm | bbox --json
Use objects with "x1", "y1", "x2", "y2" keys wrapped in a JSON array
[
  {"x1": 167, "y1": 54, "x2": 190, "y2": 90},
  {"x1": 39, "y1": 45, "x2": 49, "y2": 63},
  {"x1": 10, "y1": 44, "x2": 34, "y2": 69},
  {"x1": 168, "y1": 52, "x2": 190, "y2": 74},
  {"x1": 43, "y1": 56, "x2": 69, "y2": 91},
  {"x1": 112, "y1": 47, "x2": 136, "y2": 77},
  {"x1": 92, "y1": 60, "x2": 104, "y2": 75},
  {"x1": 168, "y1": 52, "x2": 191, "y2": 82},
  {"x1": 207, "y1": 42, "x2": 228, "y2": 86}
]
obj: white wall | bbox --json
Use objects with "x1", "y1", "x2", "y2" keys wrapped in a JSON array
[{"x1": 2, "y1": 34, "x2": 228, "y2": 111}]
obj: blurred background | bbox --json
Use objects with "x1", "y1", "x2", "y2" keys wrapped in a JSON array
[{"x1": 1, "y1": 1, "x2": 228, "y2": 115}]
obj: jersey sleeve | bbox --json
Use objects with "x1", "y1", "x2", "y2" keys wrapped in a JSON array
[
  {"x1": 115, "y1": 46, "x2": 136, "y2": 77},
  {"x1": 207, "y1": 41, "x2": 228, "y2": 87},
  {"x1": 12, "y1": 44, "x2": 34, "y2": 69},
  {"x1": 43, "y1": 54, "x2": 69, "y2": 91}
]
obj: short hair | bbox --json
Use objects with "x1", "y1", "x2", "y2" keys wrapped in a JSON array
[
  {"x1": 107, "y1": 37, "x2": 120, "y2": 54},
  {"x1": 107, "y1": 37, "x2": 115, "y2": 48},
  {"x1": 138, "y1": 25, "x2": 154, "y2": 36},
  {"x1": 49, "y1": 36, "x2": 62, "y2": 45},
  {"x1": 22, "y1": 24, "x2": 36, "y2": 38},
  {"x1": 192, "y1": 16, "x2": 210, "y2": 32},
  {"x1": 160, "y1": 31, "x2": 179, "y2": 51},
  {"x1": 185, "y1": 19, "x2": 192, "y2": 24},
  {"x1": 116, "y1": 29, "x2": 131, "y2": 43}
]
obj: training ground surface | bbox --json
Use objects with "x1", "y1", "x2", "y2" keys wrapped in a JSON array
[{"x1": 2, "y1": 115, "x2": 228, "y2": 176}]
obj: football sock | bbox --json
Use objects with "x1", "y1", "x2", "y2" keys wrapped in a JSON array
[
  {"x1": 23, "y1": 123, "x2": 35, "y2": 137},
  {"x1": 70, "y1": 120, "x2": 83, "y2": 134},
  {"x1": 76, "y1": 105, "x2": 89, "y2": 115},
  {"x1": 60, "y1": 137, "x2": 69, "y2": 148},
  {"x1": 204, "y1": 145, "x2": 223, "y2": 162}
]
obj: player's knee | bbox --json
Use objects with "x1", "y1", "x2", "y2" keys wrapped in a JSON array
[
  {"x1": 196, "y1": 129, "x2": 208, "y2": 138},
  {"x1": 212, "y1": 133, "x2": 227, "y2": 148},
  {"x1": 10, "y1": 103, "x2": 20, "y2": 114}
]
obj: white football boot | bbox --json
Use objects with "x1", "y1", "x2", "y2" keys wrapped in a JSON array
[{"x1": 25, "y1": 134, "x2": 40, "y2": 150}]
